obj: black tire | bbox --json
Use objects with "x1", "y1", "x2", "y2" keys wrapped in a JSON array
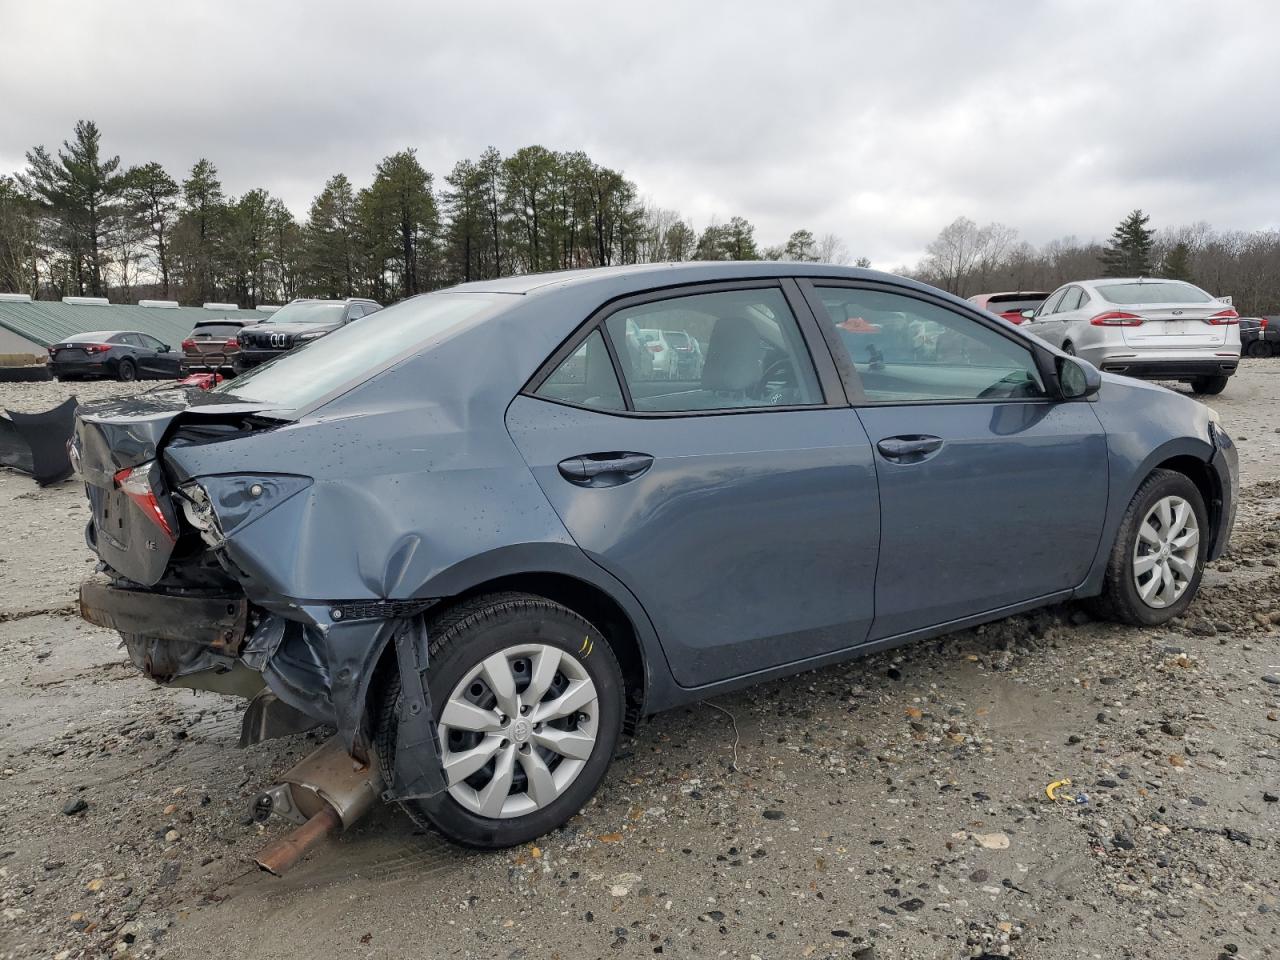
[
  {"x1": 117, "y1": 359, "x2": 137, "y2": 382},
  {"x1": 375, "y1": 592, "x2": 624, "y2": 849},
  {"x1": 1190, "y1": 375, "x2": 1228, "y2": 395},
  {"x1": 1062, "y1": 341, "x2": 1076, "y2": 356},
  {"x1": 1086, "y1": 469, "x2": 1208, "y2": 626},
  {"x1": 1246, "y1": 341, "x2": 1271, "y2": 358}
]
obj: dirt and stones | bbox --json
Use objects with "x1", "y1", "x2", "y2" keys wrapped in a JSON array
[{"x1": 1, "y1": 363, "x2": 1278, "y2": 959}]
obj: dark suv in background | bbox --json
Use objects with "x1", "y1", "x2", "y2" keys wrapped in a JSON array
[{"x1": 234, "y1": 298, "x2": 381, "y2": 371}]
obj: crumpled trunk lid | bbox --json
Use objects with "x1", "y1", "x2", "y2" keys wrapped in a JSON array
[{"x1": 74, "y1": 388, "x2": 279, "y2": 585}]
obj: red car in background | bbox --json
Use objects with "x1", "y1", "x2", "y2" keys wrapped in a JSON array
[{"x1": 968, "y1": 291, "x2": 1050, "y2": 325}]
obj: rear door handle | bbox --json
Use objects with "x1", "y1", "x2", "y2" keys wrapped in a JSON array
[
  {"x1": 558, "y1": 452, "x2": 654, "y2": 485},
  {"x1": 876, "y1": 435, "x2": 943, "y2": 463}
]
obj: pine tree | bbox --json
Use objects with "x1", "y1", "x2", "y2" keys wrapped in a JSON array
[
  {"x1": 124, "y1": 162, "x2": 179, "y2": 296},
  {"x1": 1100, "y1": 209, "x2": 1155, "y2": 277},
  {"x1": 1160, "y1": 241, "x2": 1193, "y2": 282},
  {"x1": 178, "y1": 159, "x2": 226, "y2": 302},
  {"x1": 304, "y1": 174, "x2": 359, "y2": 297},
  {"x1": 18, "y1": 120, "x2": 127, "y2": 297}
]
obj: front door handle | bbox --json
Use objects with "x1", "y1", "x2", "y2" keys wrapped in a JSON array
[
  {"x1": 876, "y1": 435, "x2": 943, "y2": 464},
  {"x1": 558, "y1": 452, "x2": 654, "y2": 485}
]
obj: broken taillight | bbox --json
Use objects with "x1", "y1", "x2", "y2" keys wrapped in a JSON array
[{"x1": 113, "y1": 463, "x2": 176, "y2": 540}]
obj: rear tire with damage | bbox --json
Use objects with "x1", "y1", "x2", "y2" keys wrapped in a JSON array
[{"x1": 375, "y1": 592, "x2": 624, "y2": 849}]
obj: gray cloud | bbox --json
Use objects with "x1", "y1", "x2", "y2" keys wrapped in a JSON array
[{"x1": 2, "y1": 0, "x2": 1276, "y2": 267}]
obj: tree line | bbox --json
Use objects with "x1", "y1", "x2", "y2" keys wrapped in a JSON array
[
  {"x1": 913, "y1": 209, "x2": 1280, "y2": 316},
  {"x1": 0, "y1": 121, "x2": 855, "y2": 307}
]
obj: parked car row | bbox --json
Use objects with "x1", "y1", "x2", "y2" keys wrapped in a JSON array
[
  {"x1": 47, "y1": 298, "x2": 383, "y2": 383},
  {"x1": 972, "y1": 278, "x2": 1242, "y2": 395}
]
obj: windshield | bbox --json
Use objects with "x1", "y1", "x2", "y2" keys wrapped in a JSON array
[
  {"x1": 261, "y1": 301, "x2": 347, "y2": 325},
  {"x1": 1097, "y1": 282, "x2": 1213, "y2": 305},
  {"x1": 214, "y1": 293, "x2": 504, "y2": 408}
]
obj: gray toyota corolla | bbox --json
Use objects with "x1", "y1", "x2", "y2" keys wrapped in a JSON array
[{"x1": 74, "y1": 263, "x2": 1237, "y2": 849}]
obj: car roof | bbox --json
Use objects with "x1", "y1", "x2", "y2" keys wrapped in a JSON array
[
  {"x1": 1078, "y1": 277, "x2": 1198, "y2": 289},
  {"x1": 65, "y1": 330, "x2": 127, "y2": 340},
  {"x1": 447, "y1": 261, "x2": 895, "y2": 296}
]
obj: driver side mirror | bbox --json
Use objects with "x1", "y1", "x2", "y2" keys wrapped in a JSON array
[
  {"x1": 1057, "y1": 355, "x2": 1101, "y2": 400},
  {"x1": 159, "y1": 344, "x2": 171, "y2": 353},
  {"x1": 1020, "y1": 310, "x2": 1037, "y2": 320}
]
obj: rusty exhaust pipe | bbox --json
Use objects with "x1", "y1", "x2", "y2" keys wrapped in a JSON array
[
  {"x1": 254, "y1": 805, "x2": 342, "y2": 876},
  {"x1": 252, "y1": 737, "x2": 383, "y2": 875}
]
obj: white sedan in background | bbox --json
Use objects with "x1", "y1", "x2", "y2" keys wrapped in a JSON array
[{"x1": 1025, "y1": 278, "x2": 1241, "y2": 395}]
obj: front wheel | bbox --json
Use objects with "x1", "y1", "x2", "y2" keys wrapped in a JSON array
[
  {"x1": 1190, "y1": 375, "x2": 1228, "y2": 395},
  {"x1": 1087, "y1": 469, "x2": 1207, "y2": 625},
  {"x1": 376, "y1": 593, "x2": 624, "y2": 848}
]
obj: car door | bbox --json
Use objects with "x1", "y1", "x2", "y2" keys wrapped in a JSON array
[
  {"x1": 1027, "y1": 286, "x2": 1069, "y2": 346},
  {"x1": 505, "y1": 280, "x2": 881, "y2": 689},
  {"x1": 800, "y1": 280, "x2": 1109, "y2": 640},
  {"x1": 139, "y1": 334, "x2": 179, "y2": 376},
  {"x1": 1051, "y1": 286, "x2": 1089, "y2": 350}
]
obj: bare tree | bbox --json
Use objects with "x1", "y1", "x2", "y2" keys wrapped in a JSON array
[{"x1": 816, "y1": 232, "x2": 851, "y2": 265}]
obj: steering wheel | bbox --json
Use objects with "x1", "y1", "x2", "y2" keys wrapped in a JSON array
[
  {"x1": 751, "y1": 355, "x2": 799, "y2": 405},
  {"x1": 977, "y1": 371, "x2": 1041, "y2": 400}
]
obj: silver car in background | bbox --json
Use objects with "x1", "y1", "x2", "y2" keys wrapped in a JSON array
[{"x1": 1025, "y1": 278, "x2": 1241, "y2": 395}]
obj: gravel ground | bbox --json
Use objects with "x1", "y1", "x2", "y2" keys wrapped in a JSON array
[{"x1": 1, "y1": 364, "x2": 1279, "y2": 960}]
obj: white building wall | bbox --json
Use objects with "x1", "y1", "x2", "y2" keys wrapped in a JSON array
[{"x1": 0, "y1": 327, "x2": 44, "y2": 359}]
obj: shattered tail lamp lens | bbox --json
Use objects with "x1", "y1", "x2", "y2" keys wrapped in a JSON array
[{"x1": 113, "y1": 463, "x2": 176, "y2": 540}]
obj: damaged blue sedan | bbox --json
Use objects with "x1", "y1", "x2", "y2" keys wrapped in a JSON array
[{"x1": 74, "y1": 263, "x2": 1237, "y2": 852}]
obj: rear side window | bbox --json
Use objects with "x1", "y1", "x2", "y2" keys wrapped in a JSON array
[
  {"x1": 812, "y1": 287, "x2": 1045, "y2": 403},
  {"x1": 534, "y1": 330, "x2": 625, "y2": 412},
  {"x1": 602, "y1": 288, "x2": 822, "y2": 412},
  {"x1": 1058, "y1": 287, "x2": 1084, "y2": 312}
]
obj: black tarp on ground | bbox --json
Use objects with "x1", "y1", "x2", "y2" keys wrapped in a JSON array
[{"x1": 0, "y1": 396, "x2": 78, "y2": 485}]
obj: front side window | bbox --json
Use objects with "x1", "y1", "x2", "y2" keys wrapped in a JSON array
[
  {"x1": 1036, "y1": 288, "x2": 1066, "y2": 318},
  {"x1": 534, "y1": 329, "x2": 625, "y2": 411},
  {"x1": 603, "y1": 288, "x2": 822, "y2": 412},
  {"x1": 812, "y1": 287, "x2": 1046, "y2": 403}
]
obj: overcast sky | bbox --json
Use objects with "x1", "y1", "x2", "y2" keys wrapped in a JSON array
[{"x1": 2, "y1": 0, "x2": 1276, "y2": 267}]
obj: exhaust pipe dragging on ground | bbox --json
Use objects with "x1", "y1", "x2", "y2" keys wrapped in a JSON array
[{"x1": 252, "y1": 737, "x2": 383, "y2": 876}]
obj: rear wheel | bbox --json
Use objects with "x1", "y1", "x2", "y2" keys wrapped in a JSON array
[
  {"x1": 1087, "y1": 469, "x2": 1207, "y2": 625},
  {"x1": 1246, "y1": 341, "x2": 1272, "y2": 358},
  {"x1": 1190, "y1": 375, "x2": 1228, "y2": 395},
  {"x1": 117, "y1": 359, "x2": 137, "y2": 382},
  {"x1": 376, "y1": 593, "x2": 624, "y2": 848}
]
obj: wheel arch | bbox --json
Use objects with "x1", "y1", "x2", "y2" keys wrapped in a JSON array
[
  {"x1": 1079, "y1": 435, "x2": 1218, "y2": 597},
  {"x1": 365, "y1": 545, "x2": 670, "y2": 742}
]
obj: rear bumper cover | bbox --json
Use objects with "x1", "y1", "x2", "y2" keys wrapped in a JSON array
[{"x1": 1096, "y1": 358, "x2": 1238, "y2": 379}]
